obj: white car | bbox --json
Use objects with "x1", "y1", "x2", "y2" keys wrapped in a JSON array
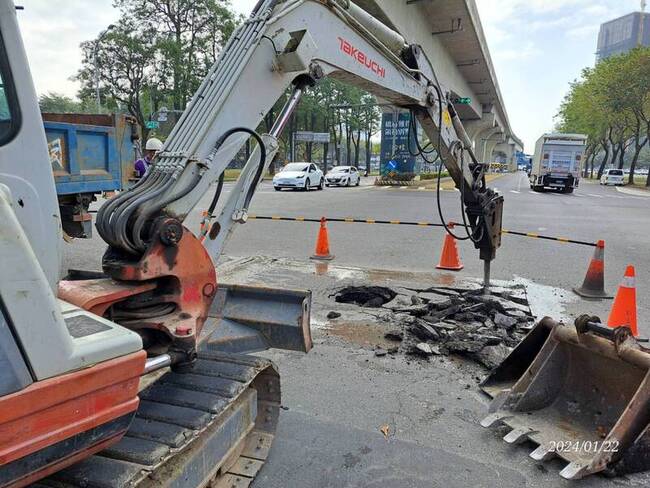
[
  {"x1": 324, "y1": 166, "x2": 361, "y2": 187},
  {"x1": 600, "y1": 168, "x2": 625, "y2": 186},
  {"x1": 273, "y1": 162, "x2": 324, "y2": 191}
]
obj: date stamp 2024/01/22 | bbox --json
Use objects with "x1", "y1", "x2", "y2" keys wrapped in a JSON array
[{"x1": 550, "y1": 440, "x2": 620, "y2": 454}]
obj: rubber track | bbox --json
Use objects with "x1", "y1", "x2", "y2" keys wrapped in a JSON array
[{"x1": 35, "y1": 351, "x2": 280, "y2": 488}]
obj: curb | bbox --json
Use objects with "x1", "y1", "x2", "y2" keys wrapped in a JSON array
[{"x1": 616, "y1": 186, "x2": 650, "y2": 197}]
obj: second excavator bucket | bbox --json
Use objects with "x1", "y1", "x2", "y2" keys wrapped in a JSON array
[
  {"x1": 481, "y1": 315, "x2": 650, "y2": 480},
  {"x1": 480, "y1": 317, "x2": 555, "y2": 398}
]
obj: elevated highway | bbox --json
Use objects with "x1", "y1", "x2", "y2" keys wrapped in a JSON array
[{"x1": 358, "y1": 0, "x2": 523, "y2": 166}]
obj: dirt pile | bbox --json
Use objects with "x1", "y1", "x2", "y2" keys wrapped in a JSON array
[{"x1": 332, "y1": 284, "x2": 535, "y2": 369}]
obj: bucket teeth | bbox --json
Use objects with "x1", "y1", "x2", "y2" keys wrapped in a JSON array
[
  {"x1": 480, "y1": 413, "x2": 512, "y2": 428},
  {"x1": 529, "y1": 445, "x2": 555, "y2": 462},
  {"x1": 559, "y1": 462, "x2": 587, "y2": 480},
  {"x1": 503, "y1": 427, "x2": 537, "y2": 445}
]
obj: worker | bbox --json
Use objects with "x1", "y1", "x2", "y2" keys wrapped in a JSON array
[{"x1": 135, "y1": 137, "x2": 163, "y2": 179}]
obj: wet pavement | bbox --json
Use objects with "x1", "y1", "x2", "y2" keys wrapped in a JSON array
[{"x1": 213, "y1": 256, "x2": 650, "y2": 488}]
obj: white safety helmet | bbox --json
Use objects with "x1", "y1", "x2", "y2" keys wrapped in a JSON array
[{"x1": 145, "y1": 137, "x2": 164, "y2": 152}]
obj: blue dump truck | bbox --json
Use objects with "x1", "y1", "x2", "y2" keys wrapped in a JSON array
[{"x1": 42, "y1": 113, "x2": 140, "y2": 238}]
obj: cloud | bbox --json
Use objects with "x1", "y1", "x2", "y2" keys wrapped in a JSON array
[
  {"x1": 566, "y1": 24, "x2": 600, "y2": 39},
  {"x1": 494, "y1": 42, "x2": 542, "y2": 62},
  {"x1": 18, "y1": 0, "x2": 118, "y2": 97}
]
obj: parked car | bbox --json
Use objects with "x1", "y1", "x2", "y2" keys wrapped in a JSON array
[
  {"x1": 600, "y1": 168, "x2": 625, "y2": 186},
  {"x1": 325, "y1": 166, "x2": 361, "y2": 187},
  {"x1": 273, "y1": 162, "x2": 324, "y2": 191}
]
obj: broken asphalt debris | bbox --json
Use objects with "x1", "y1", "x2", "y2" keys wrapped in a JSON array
[
  {"x1": 327, "y1": 311, "x2": 342, "y2": 319},
  {"x1": 332, "y1": 284, "x2": 535, "y2": 369}
]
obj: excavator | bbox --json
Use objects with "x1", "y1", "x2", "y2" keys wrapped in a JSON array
[
  {"x1": 0, "y1": 1, "x2": 501, "y2": 485},
  {"x1": 2, "y1": 0, "x2": 647, "y2": 486}
]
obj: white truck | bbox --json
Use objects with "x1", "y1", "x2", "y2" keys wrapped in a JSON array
[{"x1": 529, "y1": 133, "x2": 587, "y2": 193}]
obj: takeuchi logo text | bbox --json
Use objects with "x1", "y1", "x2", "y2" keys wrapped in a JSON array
[{"x1": 337, "y1": 37, "x2": 386, "y2": 78}]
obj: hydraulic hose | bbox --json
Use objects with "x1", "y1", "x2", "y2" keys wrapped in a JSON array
[
  {"x1": 131, "y1": 170, "x2": 203, "y2": 252},
  {"x1": 113, "y1": 173, "x2": 175, "y2": 254},
  {"x1": 206, "y1": 127, "x2": 267, "y2": 218},
  {"x1": 96, "y1": 170, "x2": 161, "y2": 245}
]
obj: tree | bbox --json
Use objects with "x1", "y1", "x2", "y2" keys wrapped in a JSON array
[
  {"x1": 77, "y1": 18, "x2": 157, "y2": 136},
  {"x1": 557, "y1": 47, "x2": 650, "y2": 185},
  {"x1": 114, "y1": 0, "x2": 239, "y2": 110},
  {"x1": 39, "y1": 92, "x2": 89, "y2": 113},
  {"x1": 77, "y1": 0, "x2": 240, "y2": 138}
]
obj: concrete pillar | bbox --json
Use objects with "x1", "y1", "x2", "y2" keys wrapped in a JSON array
[
  {"x1": 464, "y1": 104, "x2": 497, "y2": 149},
  {"x1": 495, "y1": 141, "x2": 516, "y2": 170},
  {"x1": 476, "y1": 127, "x2": 503, "y2": 164}
]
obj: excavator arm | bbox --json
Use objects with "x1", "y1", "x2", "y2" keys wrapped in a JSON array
[{"x1": 96, "y1": 0, "x2": 502, "y2": 278}]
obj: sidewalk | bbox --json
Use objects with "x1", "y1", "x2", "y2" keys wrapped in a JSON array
[
  {"x1": 375, "y1": 173, "x2": 505, "y2": 191},
  {"x1": 616, "y1": 185, "x2": 650, "y2": 197}
]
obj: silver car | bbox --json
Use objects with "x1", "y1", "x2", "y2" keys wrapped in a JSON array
[{"x1": 324, "y1": 166, "x2": 361, "y2": 187}]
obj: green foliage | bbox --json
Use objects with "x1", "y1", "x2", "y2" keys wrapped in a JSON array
[
  {"x1": 76, "y1": 0, "x2": 239, "y2": 137},
  {"x1": 38, "y1": 92, "x2": 93, "y2": 113},
  {"x1": 75, "y1": 1, "x2": 382, "y2": 162},
  {"x1": 557, "y1": 47, "x2": 650, "y2": 183}
]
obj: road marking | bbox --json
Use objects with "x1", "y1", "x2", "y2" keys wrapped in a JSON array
[
  {"x1": 510, "y1": 190, "x2": 520, "y2": 194},
  {"x1": 587, "y1": 193, "x2": 604, "y2": 198}
]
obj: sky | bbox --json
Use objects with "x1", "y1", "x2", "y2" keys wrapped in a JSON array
[{"x1": 15, "y1": 0, "x2": 642, "y2": 151}]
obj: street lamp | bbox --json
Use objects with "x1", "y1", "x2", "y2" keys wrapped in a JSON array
[{"x1": 94, "y1": 24, "x2": 115, "y2": 113}]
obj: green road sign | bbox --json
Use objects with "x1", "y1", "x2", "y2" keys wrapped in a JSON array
[{"x1": 453, "y1": 97, "x2": 472, "y2": 105}]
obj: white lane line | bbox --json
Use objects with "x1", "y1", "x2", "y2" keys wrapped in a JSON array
[
  {"x1": 575, "y1": 193, "x2": 584, "y2": 197},
  {"x1": 510, "y1": 190, "x2": 520, "y2": 194},
  {"x1": 587, "y1": 193, "x2": 604, "y2": 198}
]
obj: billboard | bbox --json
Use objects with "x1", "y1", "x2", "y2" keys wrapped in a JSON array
[{"x1": 379, "y1": 111, "x2": 418, "y2": 177}]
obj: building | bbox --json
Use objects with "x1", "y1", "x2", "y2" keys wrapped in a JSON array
[{"x1": 596, "y1": 9, "x2": 650, "y2": 61}]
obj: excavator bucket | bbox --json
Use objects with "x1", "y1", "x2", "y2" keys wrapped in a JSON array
[
  {"x1": 480, "y1": 317, "x2": 555, "y2": 398},
  {"x1": 481, "y1": 315, "x2": 650, "y2": 480}
]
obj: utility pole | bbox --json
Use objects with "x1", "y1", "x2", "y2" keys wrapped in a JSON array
[
  {"x1": 639, "y1": 0, "x2": 647, "y2": 47},
  {"x1": 94, "y1": 24, "x2": 115, "y2": 112}
]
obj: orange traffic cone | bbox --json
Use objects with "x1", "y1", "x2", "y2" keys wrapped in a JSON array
[
  {"x1": 436, "y1": 223, "x2": 463, "y2": 271},
  {"x1": 310, "y1": 217, "x2": 334, "y2": 261},
  {"x1": 573, "y1": 240, "x2": 612, "y2": 299},
  {"x1": 607, "y1": 265, "x2": 638, "y2": 336}
]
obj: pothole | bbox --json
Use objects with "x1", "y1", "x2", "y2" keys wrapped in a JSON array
[
  {"x1": 327, "y1": 284, "x2": 536, "y2": 369},
  {"x1": 334, "y1": 286, "x2": 398, "y2": 307}
]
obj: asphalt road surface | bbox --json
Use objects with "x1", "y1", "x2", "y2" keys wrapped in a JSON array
[
  {"x1": 223, "y1": 172, "x2": 649, "y2": 333},
  {"x1": 67, "y1": 171, "x2": 649, "y2": 332},
  {"x1": 62, "y1": 172, "x2": 650, "y2": 487}
]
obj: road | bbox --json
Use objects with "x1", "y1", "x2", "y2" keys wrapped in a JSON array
[
  {"x1": 66, "y1": 171, "x2": 648, "y2": 332},
  {"x1": 62, "y1": 172, "x2": 650, "y2": 487},
  {"x1": 217, "y1": 172, "x2": 647, "y2": 332}
]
